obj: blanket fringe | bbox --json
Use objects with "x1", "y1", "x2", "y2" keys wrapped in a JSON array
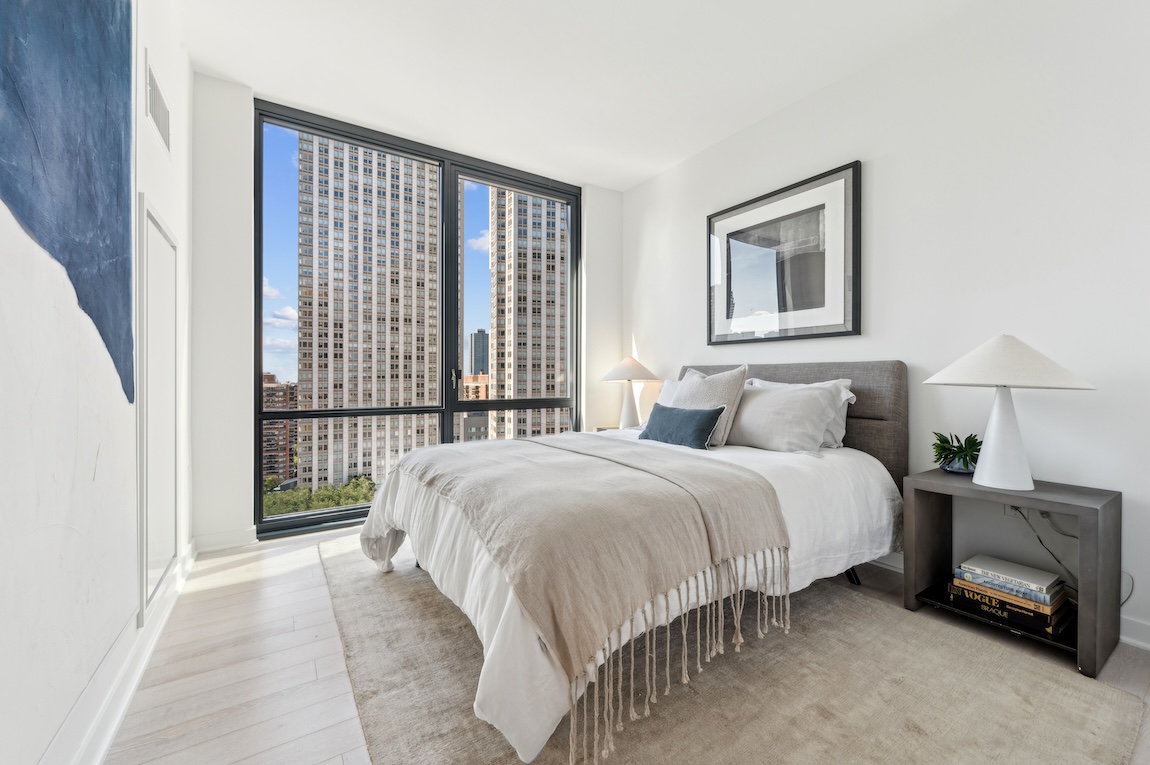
[{"x1": 566, "y1": 546, "x2": 790, "y2": 762}]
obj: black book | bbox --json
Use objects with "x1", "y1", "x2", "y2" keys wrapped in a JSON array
[{"x1": 945, "y1": 583, "x2": 1073, "y2": 636}]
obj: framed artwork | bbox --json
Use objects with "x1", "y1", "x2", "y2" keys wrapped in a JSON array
[
  {"x1": 0, "y1": 0, "x2": 134, "y2": 398},
  {"x1": 707, "y1": 161, "x2": 860, "y2": 345}
]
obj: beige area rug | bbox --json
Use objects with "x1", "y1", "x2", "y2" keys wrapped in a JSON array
[{"x1": 320, "y1": 535, "x2": 1141, "y2": 765}]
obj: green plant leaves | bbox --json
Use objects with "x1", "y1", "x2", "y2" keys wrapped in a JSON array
[{"x1": 932, "y1": 431, "x2": 982, "y2": 468}]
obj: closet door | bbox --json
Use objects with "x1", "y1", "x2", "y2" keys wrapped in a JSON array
[{"x1": 139, "y1": 201, "x2": 177, "y2": 617}]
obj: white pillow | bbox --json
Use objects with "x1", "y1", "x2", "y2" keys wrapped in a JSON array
[
  {"x1": 671, "y1": 365, "x2": 748, "y2": 446},
  {"x1": 745, "y1": 378, "x2": 855, "y2": 448},
  {"x1": 655, "y1": 379, "x2": 679, "y2": 407},
  {"x1": 726, "y1": 384, "x2": 844, "y2": 453}
]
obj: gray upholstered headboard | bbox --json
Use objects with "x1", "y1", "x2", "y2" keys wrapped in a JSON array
[{"x1": 680, "y1": 361, "x2": 909, "y2": 494}]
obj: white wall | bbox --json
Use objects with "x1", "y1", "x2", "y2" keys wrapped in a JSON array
[
  {"x1": 137, "y1": 0, "x2": 195, "y2": 580},
  {"x1": 620, "y1": 2, "x2": 1150, "y2": 642},
  {"x1": 0, "y1": 2, "x2": 196, "y2": 762},
  {"x1": 190, "y1": 73, "x2": 257, "y2": 552},
  {"x1": 581, "y1": 185, "x2": 625, "y2": 430}
]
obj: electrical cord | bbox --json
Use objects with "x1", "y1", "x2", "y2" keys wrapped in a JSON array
[
  {"x1": 1019, "y1": 509, "x2": 1078, "y2": 592},
  {"x1": 1039, "y1": 510, "x2": 1078, "y2": 540},
  {"x1": 1023, "y1": 509, "x2": 1135, "y2": 607}
]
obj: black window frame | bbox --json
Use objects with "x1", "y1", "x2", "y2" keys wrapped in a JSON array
[{"x1": 254, "y1": 100, "x2": 582, "y2": 537}]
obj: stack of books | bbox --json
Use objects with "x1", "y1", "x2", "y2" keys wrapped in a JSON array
[{"x1": 947, "y1": 554, "x2": 1074, "y2": 638}]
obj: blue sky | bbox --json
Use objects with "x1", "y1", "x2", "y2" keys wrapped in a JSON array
[
  {"x1": 261, "y1": 123, "x2": 300, "y2": 384},
  {"x1": 261, "y1": 123, "x2": 492, "y2": 384},
  {"x1": 461, "y1": 179, "x2": 492, "y2": 374}
]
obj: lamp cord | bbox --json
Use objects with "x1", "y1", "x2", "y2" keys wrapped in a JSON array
[{"x1": 1022, "y1": 510, "x2": 1134, "y2": 608}]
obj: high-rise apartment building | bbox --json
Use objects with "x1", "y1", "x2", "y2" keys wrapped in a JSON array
[
  {"x1": 488, "y1": 189, "x2": 570, "y2": 438},
  {"x1": 261, "y1": 373, "x2": 298, "y2": 483},
  {"x1": 460, "y1": 412, "x2": 490, "y2": 442},
  {"x1": 295, "y1": 133, "x2": 440, "y2": 491},
  {"x1": 468, "y1": 328, "x2": 488, "y2": 375},
  {"x1": 461, "y1": 373, "x2": 489, "y2": 401}
]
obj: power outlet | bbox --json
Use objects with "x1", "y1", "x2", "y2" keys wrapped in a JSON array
[{"x1": 1004, "y1": 504, "x2": 1028, "y2": 520}]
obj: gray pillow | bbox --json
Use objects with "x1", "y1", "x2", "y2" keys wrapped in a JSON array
[
  {"x1": 746, "y1": 378, "x2": 856, "y2": 447},
  {"x1": 639, "y1": 403, "x2": 725, "y2": 450},
  {"x1": 726, "y1": 384, "x2": 843, "y2": 453},
  {"x1": 671, "y1": 365, "x2": 747, "y2": 446}
]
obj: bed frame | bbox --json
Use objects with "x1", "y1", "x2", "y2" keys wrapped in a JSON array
[{"x1": 681, "y1": 361, "x2": 909, "y2": 494}]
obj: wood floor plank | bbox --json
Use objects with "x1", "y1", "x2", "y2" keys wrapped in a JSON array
[
  {"x1": 156, "y1": 595, "x2": 334, "y2": 647},
  {"x1": 114, "y1": 660, "x2": 319, "y2": 744},
  {"x1": 175, "y1": 572, "x2": 328, "y2": 610},
  {"x1": 293, "y1": 606, "x2": 337, "y2": 631},
  {"x1": 314, "y1": 652, "x2": 347, "y2": 680},
  {"x1": 129, "y1": 635, "x2": 343, "y2": 710},
  {"x1": 164, "y1": 584, "x2": 333, "y2": 631},
  {"x1": 229, "y1": 718, "x2": 367, "y2": 765},
  {"x1": 183, "y1": 563, "x2": 324, "y2": 594},
  {"x1": 107, "y1": 673, "x2": 353, "y2": 765},
  {"x1": 141, "y1": 693, "x2": 360, "y2": 765},
  {"x1": 147, "y1": 617, "x2": 299, "y2": 668},
  {"x1": 182, "y1": 560, "x2": 324, "y2": 593},
  {"x1": 139, "y1": 622, "x2": 340, "y2": 689},
  {"x1": 340, "y1": 745, "x2": 371, "y2": 765}
]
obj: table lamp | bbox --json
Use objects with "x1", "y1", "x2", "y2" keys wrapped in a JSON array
[
  {"x1": 924, "y1": 335, "x2": 1094, "y2": 491},
  {"x1": 601, "y1": 356, "x2": 658, "y2": 429}
]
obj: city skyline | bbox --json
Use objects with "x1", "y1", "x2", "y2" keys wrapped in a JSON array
[
  {"x1": 260, "y1": 123, "x2": 571, "y2": 496},
  {"x1": 262, "y1": 124, "x2": 493, "y2": 386}
]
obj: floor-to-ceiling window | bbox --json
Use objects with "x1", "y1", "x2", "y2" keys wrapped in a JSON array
[{"x1": 255, "y1": 102, "x2": 580, "y2": 535}]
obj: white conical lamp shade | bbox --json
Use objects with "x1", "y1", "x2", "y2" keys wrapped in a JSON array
[
  {"x1": 924, "y1": 335, "x2": 1094, "y2": 390},
  {"x1": 601, "y1": 356, "x2": 658, "y2": 382}
]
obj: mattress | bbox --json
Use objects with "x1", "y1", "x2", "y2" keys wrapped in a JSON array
[{"x1": 360, "y1": 429, "x2": 903, "y2": 761}]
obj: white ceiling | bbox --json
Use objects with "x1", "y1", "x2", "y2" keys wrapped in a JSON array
[{"x1": 176, "y1": 0, "x2": 983, "y2": 191}]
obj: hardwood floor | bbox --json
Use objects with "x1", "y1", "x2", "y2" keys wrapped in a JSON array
[
  {"x1": 109, "y1": 533, "x2": 1150, "y2": 764},
  {"x1": 106, "y1": 528, "x2": 368, "y2": 765}
]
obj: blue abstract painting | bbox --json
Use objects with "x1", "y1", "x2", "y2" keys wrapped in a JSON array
[{"x1": 0, "y1": 0, "x2": 134, "y2": 401}]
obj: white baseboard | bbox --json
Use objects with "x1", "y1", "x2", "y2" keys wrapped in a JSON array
[
  {"x1": 866, "y1": 552, "x2": 903, "y2": 574},
  {"x1": 1120, "y1": 615, "x2": 1150, "y2": 652},
  {"x1": 40, "y1": 541, "x2": 196, "y2": 765},
  {"x1": 194, "y1": 526, "x2": 258, "y2": 554}
]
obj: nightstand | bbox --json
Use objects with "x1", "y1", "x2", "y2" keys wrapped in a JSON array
[{"x1": 902, "y1": 469, "x2": 1121, "y2": 677}]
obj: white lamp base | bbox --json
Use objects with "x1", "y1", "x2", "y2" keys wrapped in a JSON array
[
  {"x1": 972, "y1": 387, "x2": 1034, "y2": 491},
  {"x1": 618, "y1": 382, "x2": 640, "y2": 429}
]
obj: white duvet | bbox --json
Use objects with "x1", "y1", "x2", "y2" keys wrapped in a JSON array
[{"x1": 360, "y1": 429, "x2": 903, "y2": 762}]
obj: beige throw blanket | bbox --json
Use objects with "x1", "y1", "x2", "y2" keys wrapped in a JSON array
[{"x1": 398, "y1": 433, "x2": 790, "y2": 683}]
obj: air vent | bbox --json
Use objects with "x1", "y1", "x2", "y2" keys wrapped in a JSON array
[{"x1": 145, "y1": 54, "x2": 171, "y2": 151}]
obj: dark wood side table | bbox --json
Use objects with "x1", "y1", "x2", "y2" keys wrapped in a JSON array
[{"x1": 903, "y1": 469, "x2": 1121, "y2": 677}]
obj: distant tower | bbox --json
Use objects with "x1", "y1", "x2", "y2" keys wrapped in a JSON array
[
  {"x1": 488, "y1": 189, "x2": 569, "y2": 438},
  {"x1": 295, "y1": 132, "x2": 440, "y2": 489},
  {"x1": 469, "y1": 328, "x2": 488, "y2": 375}
]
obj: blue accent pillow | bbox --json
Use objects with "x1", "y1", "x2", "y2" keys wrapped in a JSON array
[{"x1": 639, "y1": 403, "x2": 726, "y2": 450}]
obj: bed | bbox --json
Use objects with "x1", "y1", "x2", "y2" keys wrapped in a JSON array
[{"x1": 360, "y1": 360, "x2": 908, "y2": 762}]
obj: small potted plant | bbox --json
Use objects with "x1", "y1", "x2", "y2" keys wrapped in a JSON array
[{"x1": 932, "y1": 432, "x2": 982, "y2": 474}]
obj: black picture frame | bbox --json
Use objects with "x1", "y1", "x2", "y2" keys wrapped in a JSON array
[{"x1": 707, "y1": 161, "x2": 860, "y2": 345}]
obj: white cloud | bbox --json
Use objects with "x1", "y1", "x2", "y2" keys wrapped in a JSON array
[
  {"x1": 463, "y1": 180, "x2": 478, "y2": 191},
  {"x1": 264, "y1": 337, "x2": 295, "y2": 351},
  {"x1": 263, "y1": 277, "x2": 283, "y2": 299},
  {"x1": 264, "y1": 318, "x2": 294, "y2": 329},
  {"x1": 264, "y1": 305, "x2": 299, "y2": 329},
  {"x1": 466, "y1": 229, "x2": 490, "y2": 253},
  {"x1": 290, "y1": 150, "x2": 299, "y2": 170}
]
